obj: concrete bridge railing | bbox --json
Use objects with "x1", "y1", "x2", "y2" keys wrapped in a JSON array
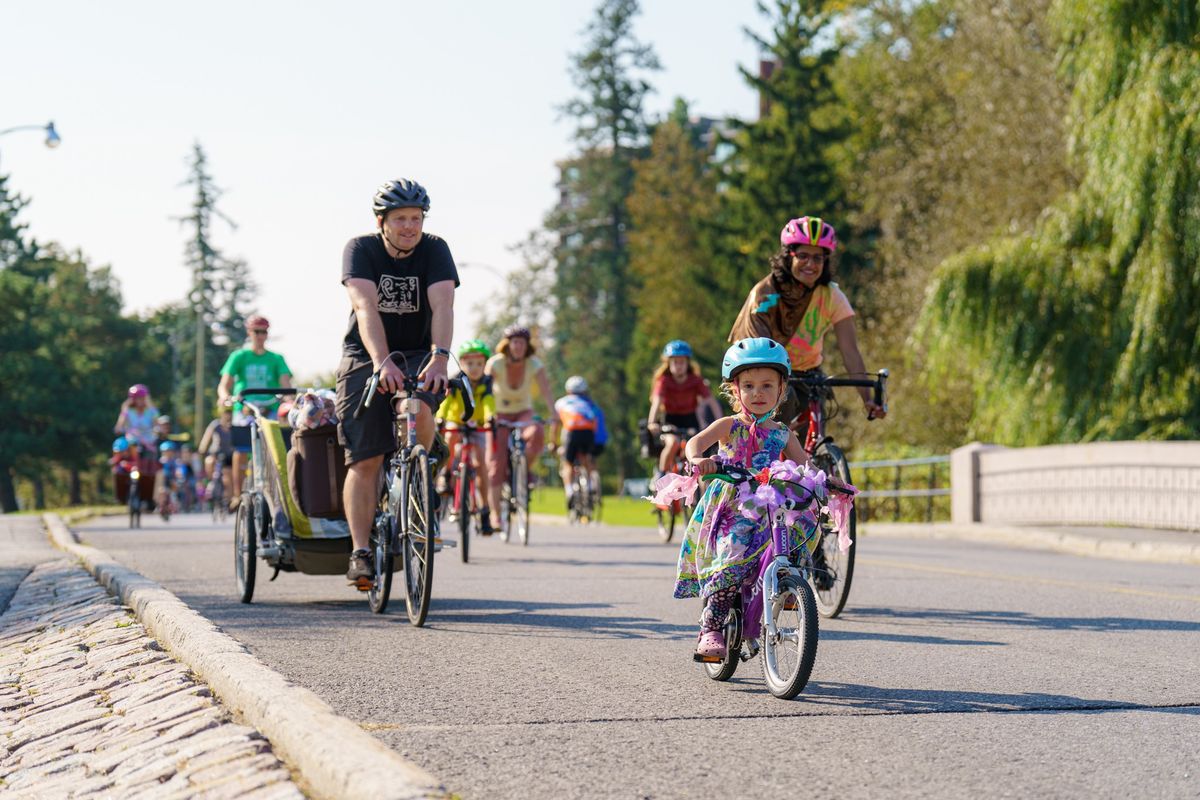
[{"x1": 951, "y1": 441, "x2": 1200, "y2": 531}]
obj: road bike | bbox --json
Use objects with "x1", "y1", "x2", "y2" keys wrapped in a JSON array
[
  {"x1": 494, "y1": 418, "x2": 536, "y2": 546},
  {"x1": 695, "y1": 463, "x2": 852, "y2": 699},
  {"x1": 787, "y1": 369, "x2": 888, "y2": 618},
  {"x1": 355, "y1": 353, "x2": 469, "y2": 624},
  {"x1": 127, "y1": 464, "x2": 143, "y2": 529},
  {"x1": 443, "y1": 420, "x2": 488, "y2": 563},
  {"x1": 652, "y1": 424, "x2": 697, "y2": 544},
  {"x1": 566, "y1": 458, "x2": 598, "y2": 525}
]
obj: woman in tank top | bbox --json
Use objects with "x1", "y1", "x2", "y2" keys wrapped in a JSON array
[{"x1": 484, "y1": 324, "x2": 558, "y2": 523}]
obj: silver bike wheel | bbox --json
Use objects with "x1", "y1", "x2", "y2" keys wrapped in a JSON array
[
  {"x1": 761, "y1": 577, "x2": 819, "y2": 699},
  {"x1": 512, "y1": 451, "x2": 530, "y2": 545},
  {"x1": 402, "y1": 451, "x2": 436, "y2": 627}
]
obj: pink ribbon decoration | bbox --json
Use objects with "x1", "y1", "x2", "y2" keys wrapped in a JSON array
[
  {"x1": 646, "y1": 472, "x2": 699, "y2": 507},
  {"x1": 828, "y1": 491, "x2": 856, "y2": 552}
]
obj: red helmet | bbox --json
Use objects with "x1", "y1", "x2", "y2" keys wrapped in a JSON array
[
  {"x1": 246, "y1": 315, "x2": 270, "y2": 331},
  {"x1": 128, "y1": 384, "x2": 149, "y2": 399}
]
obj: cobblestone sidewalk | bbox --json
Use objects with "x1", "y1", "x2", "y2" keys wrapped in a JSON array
[{"x1": 0, "y1": 559, "x2": 305, "y2": 799}]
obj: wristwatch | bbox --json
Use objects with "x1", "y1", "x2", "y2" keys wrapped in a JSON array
[{"x1": 431, "y1": 347, "x2": 451, "y2": 359}]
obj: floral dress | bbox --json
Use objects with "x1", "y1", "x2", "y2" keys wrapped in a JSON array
[{"x1": 673, "y1": 419, "x2": 792, "y2": 600}]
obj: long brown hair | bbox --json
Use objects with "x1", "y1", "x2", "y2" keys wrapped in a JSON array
[
  {"x1": 495, "y1": 335, "x2": 537, "y2": 358},
  {"x1": 651, "y1": 357, "x2": 701, "y2": 384}
]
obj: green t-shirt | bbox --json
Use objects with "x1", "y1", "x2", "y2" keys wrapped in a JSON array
[{"x1": 221, "y1": 348, "x2": 292, "y2": 412}]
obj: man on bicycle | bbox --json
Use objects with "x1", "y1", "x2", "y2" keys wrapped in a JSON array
[
  {"x1": 336, "y1": 178, "x2": 458, "y2": 587},
  {"x1": 552, "y1": 376, "x2": 602, "y2": 511},
  {"x1": 728, "y1": 216, "x2": 886, "y2": 430},
  {"x1": 217, "y1": 314, "x2": 294, "y2": 504}
]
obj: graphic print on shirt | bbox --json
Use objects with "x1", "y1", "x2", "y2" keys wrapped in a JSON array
[{"x1": 378, "y1": 275, "x2": 420, "y2": 315}]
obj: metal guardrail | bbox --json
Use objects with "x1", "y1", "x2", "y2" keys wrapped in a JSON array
[{"x1": 849, "y1": 455, "x2": 951, "y2": 522}]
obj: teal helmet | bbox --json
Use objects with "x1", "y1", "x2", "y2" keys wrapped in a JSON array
[
  {"x1": 112, "y1": 436, "x2": 129, "y2": 453},
  {"x1": 662, "y1": 340, "x2": 692, "y2": 358},
  {"x1": 159, "y1": 440, "x2": 177, "y2": 453},
  {"x1": 721, "y1": 337, "x2": 791, "y2": 380}
]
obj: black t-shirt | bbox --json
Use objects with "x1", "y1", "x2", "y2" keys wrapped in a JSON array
[{"x1": 340, "y1": 232, "x2": 460, "y2": 370}]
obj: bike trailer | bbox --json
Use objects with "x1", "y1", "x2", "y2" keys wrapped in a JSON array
[{"x1": 256, "y1": 418, "x2": 353, "y2": 575}]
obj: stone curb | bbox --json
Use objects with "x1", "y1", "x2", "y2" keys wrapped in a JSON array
[
  {"x1": 861, "y1": 522, "x2": 1200, "y2": 565},
  {"x1": 42, "y1": 514, "x2": 447, "y2": 800}
]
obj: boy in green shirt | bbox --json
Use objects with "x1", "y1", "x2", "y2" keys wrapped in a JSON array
[{"x1": 217, "y1": 315, "x2": 293, "y2": 504}]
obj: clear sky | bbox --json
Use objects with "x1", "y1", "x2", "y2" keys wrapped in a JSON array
[{"x1": 4, "y1": 1, "x2": 763, "y2": 380}]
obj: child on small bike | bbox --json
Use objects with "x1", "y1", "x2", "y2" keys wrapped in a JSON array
[
  {"x1": 666, "y1": 338, "x2": 810, "y2": 661},
  {"x1": 435, "y1": 339, "x2": 497, "y2": 534},
  {"x1": 645, "y1": 340, "x2": 722, "y2": 481}
]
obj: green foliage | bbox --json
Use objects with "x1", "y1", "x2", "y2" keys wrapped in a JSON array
[
  {"x1": 625, "y1": 106, "x2": 725, "y2": 400},
  {"x1": 717, "y1": 0, "x2": 856, "y2": 293},
  {"x1": 919, "y1": 0, "x2": 1200, "y2": 443},
  {"x1": 549, "y1": 0, "x2": 661, "y2": 477},
  {"x1": 834, "y1": 0, "x2": 1072, "y2": 452}
]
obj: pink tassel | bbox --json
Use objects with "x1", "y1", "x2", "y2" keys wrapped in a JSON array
[
  {"x1": 646, "y1": 472, "x2": 699, "y2": 507},
  {"x1": 828, "y1": 493, "x2": 855, "y2": 553}
]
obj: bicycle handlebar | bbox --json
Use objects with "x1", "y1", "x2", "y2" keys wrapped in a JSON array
[
  {"x1": 790, "y1": 369, "x2": 889, "y2": 418},
  {"x1": 353, "y1": 351, "x2": 455, "y2": 421},
  {"x1": 234, "y1": 387, "x2": 299, "y2": 418}
]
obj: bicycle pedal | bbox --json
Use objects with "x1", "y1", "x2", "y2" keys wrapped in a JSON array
[
  {"x1": 783, "y1": 597, "x2": 798, "y2": 610},
  {"x1": 353, "y1": 577, "x2": 372, "y2": 592},
  {"x1": 692, "y1": 653, "x2": 724, "y2": 664}
]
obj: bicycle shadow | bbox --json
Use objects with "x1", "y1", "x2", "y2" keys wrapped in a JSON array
[
  {"x1": 845, "y1": 606, "x2": 1200, "y2": 633},
  {"x1": 727, "y1": 680, "x2": 1142, "y2": 714},
  {"x1": 179, "y1": 593, "x2": 696, "y2": 640}
]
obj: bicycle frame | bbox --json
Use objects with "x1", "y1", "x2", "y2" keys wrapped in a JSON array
[
  {"x1": 447, "y1": 422, "x2": 486, "y2": 518},
  {"x1": 707, "y1": 467, "x2": 822, "y2": 641}
]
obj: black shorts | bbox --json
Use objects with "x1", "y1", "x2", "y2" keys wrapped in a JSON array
[
  {"x1": 591, "y1": 442, "x2": 606, "y2": 458},
  {"x1": 663, "y1": 413, "x2": 700, "y2": 434},
  {"x1": 563, "y1": 429, "x2": 596, "y2": 465},
  {"x1": 335, "y1": 353, "x2": 446, "y2": 466}
]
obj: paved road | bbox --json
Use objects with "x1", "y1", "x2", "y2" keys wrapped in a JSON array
[{"x1": 78, "y1": 512, "x2": 1200, "y2": 799}]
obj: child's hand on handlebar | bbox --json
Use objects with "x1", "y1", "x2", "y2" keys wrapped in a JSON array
[
  {"x1": 863, "y1": 399, "x2": 886, "y2": 420},
  {"x1": 690, "y1": 457, "x2": 717, "y2": 476}
]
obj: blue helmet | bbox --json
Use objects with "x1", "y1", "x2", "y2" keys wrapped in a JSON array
[
  {"x1": 721, "y1": 337, "x2": 791, "y2": 380},
  {"x1": 159, "y1": 440, "x2": 177, "y2": 453},
  {"x1": 112, "y1": 437, "x2": 129, "y2": 453},
  {"x1": 662, "y1": 340, "x2": 692, "y2": 358}
]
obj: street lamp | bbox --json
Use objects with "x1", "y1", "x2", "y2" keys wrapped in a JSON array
[{"x1": 0, "y1": 121, "x2": 61, "y2": 148}]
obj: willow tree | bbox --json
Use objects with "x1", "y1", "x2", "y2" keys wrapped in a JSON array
[{"x1": 919, "y1": 0, "x2": 1200, "y2": 444}]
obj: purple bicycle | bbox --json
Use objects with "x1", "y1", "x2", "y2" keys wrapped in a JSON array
[{"x1": 695, "y1": 463, "x2": 853, "y2": 699}]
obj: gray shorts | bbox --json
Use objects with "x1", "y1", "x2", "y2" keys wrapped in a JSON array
[{"x1": 335, "y1": 353, "x2": 445, "y2": 466}]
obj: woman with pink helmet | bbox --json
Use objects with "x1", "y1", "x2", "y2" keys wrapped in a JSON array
[{"x1": 728, "y1": 216, "x2": 886, "y2": 428}]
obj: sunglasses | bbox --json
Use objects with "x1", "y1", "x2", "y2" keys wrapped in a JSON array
[
  {"x1": 251, "y1": 329, "x2": 269, "y2": 335},
  {"x1": 788, "y1": 250, "x2": 827, "y2": 265}
]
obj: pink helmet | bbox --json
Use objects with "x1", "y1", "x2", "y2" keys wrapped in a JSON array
[
  {"x1": 127, "y1": 384, "x2": 149, "y2": 399},
  {"x1": 780, "y1": 216, "x2": 837, "y2": 252}
]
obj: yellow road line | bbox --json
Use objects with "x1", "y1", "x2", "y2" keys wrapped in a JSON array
[{"x1": 859, "y1": 556, "x2": 1200, "y2": 604}]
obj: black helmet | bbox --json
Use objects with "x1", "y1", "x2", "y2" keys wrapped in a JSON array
[{"x1": 373, "y1": 179, "x2": 430, "y2": 216}]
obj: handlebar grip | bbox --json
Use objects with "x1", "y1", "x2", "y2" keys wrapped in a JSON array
[{"x1": 353, "y1": 372, "x2": 381, "y2": 420}]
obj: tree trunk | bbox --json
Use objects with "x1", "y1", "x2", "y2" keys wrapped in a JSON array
[
  {"x1": 32, "y1": 475, "x2": 46, "y2": 510},
  {"x1": 0, "y1": 467, "x2": 17, "y2": 514},
  {"x1": 69, "y1": 469, "x2": 83, "y2": 505}
]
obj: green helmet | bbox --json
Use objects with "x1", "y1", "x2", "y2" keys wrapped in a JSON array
[{"x1": 457, "y1": 339, "x2": 492, "y2": 359}]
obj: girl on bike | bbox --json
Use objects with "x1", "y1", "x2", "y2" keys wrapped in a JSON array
[
  {"x1": 484, "y1": 324, "x2": 558, "y2": 525},
  {"x1": 728, "y1": 217, "x2": 886, "y2": 432},
  {"x1": 435, "y1": 339, "x2": 497, "y2": 534},
  {"x1": 646, "y1": 340, "x2": 722, "y2": 481},
  {"x1": 115, "y1": 384, "x2": 160, "y2": 486},
  {"x1": 670, "y1": 338, "x2": 809, "y2": 661}
]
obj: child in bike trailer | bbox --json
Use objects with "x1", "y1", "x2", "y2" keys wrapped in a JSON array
[
  {"x1": 435, "y1": 339, "x2": 497, "y2": 534},
  {"x1": 552, "y1": 376, "x2": 604, "y2": 510},
  {"x1": 645, "y1": 340, "x2": 723, "y2": 483},
  {"x1": 653, "y1": 338, "x2": 817, "y2": 661}
]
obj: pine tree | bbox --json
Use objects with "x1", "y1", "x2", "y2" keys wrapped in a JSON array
[
  {"x1": 717, "y1": 0, "x2": 854, "y2": 300},
  {"x1": 549, "y1": 0, "x2": 660, "y2": 478},
  {"x1": 919, "y1": 0, "x2": 1200, "y2": 443},
  {"x1": 626, "y1": 100, "x2": 724, "y2": 398}
]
